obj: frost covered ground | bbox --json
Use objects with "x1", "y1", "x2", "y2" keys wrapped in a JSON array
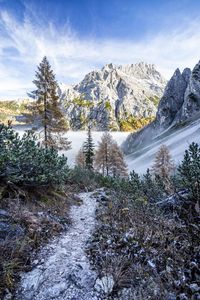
[{"x1": 16, "y1": 191, "x2": 102, "y2": 300}]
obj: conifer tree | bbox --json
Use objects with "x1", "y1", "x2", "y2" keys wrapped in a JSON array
[
  {"x1": 129, "y1": 169, "x2": 141, "y2": 194},
  {"x1": 152, "y1": 144, "x2": 174, "y2": 191},
  {"x1": 94, "y1": 132, "x2": 112, "y2": 176},
  {"x1": 109, "y1": 142, "x2": 128, "y2": 178},
  {"x1": 75, "y1": 145, "x2": 85, "y2": 168},
  {"x1": 83, "y1": 126, "x2": 95, "y2": 170},
  {"x1": 94, "y1": 132, "x2": 128, "y2": 177},
  {"x1": 178, "y1": 142, "x2": 200, "y2": 204},
  {"x1": 30, "y1": 56, "x2": 71, "y2": 150}
]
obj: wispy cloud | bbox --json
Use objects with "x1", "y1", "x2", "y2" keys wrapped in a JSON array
[{"x1": 0, "y1": 10, "x2": 200, "y2": 99}]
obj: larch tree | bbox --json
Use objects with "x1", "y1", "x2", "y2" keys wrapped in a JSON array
[
  {"x1": 83, "y1": 126, "x2": 95, "y2": 170},
  {"x1": 94, "y1": 132, "x2": 128, "y2": 177},
  {"x1": 75, "y1": 145, "x2": 86, "y2": 168},
  {"x1": 94, "y1": 132, "x2": 113, "y2": 176},
  {"x1": 30, "y1": 56, "x2": 71, "y2": 150},
  {"x1": 109, "y1": 141, "x2": 128, "y2": 177},
  {"x1": 152, "y1": 144, "x2": 175, "y2": 191}
]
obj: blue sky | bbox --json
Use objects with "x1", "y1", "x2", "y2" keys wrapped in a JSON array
[{"x1": 0, "y1": 0, "x2": 200, "y2": 98}]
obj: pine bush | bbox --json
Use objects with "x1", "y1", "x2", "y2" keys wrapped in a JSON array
[{"x1": 0, "y1": 125, "x2": 69, "y2": 186}]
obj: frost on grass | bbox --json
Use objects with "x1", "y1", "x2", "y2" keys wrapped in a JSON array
[{"x1": 16, "y1": 191, "x2": 103, "y2": 300}]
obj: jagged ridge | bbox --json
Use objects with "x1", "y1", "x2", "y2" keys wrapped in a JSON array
[
  {"x1": 123, "y1": 60, "x2": 200, "y2": 154},
  {"x1": 59, "y1": 62, "x2": 166, "y2": 130}
]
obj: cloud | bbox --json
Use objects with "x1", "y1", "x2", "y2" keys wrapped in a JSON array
[{"x1": 0, "y1": 10, "x2": 200, "y2": 99}]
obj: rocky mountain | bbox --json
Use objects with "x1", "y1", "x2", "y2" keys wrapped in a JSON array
[
  {"x1": 123, "y1": 60, "x2": 200, "y2": 154},
  {"x1": 59, "y1": 62, "x2": 167, "y2": 130}
]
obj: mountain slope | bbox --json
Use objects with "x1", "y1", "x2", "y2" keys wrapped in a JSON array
[
  {"x1": 125, "y1": 119, "x2": 200, "y2": 173},
  {"x1": 122, "y1": 60, "x2": 200, "y2": 172},
  {"x1": 59, "y1": 62, "x2": 166, "y2": 130},
  {"x1": 123, "y1": 61, "x2": 200, "y2": 154}
]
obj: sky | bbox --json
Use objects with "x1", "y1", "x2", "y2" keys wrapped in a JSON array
[{"x1": 0, "y1": 0, "x2": 200, "y2": 99}]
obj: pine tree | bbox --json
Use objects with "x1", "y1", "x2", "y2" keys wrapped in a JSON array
[
  {"x1": 129, "y1": 169, "x2": 141, "y2": 193},
  {"x1": 152, "y1": 144, "x2": 174, "y2": 191},
  {"x1": 83, "y1": 126, "x2": 95, "y2": 170},
  {"x1": 178, "y1": 142, "x2": 200, "y2": 203},
  {"x1": 75, "y1": 145, "x2": 85, "y2": 168},
  {"x1": 30, "y1": 56, "x2": 71, "y2": 150}
]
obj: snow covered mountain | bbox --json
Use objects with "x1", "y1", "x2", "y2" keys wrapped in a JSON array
[
  {"x1": 123, "y1": 60, "x2": 200, "y2": 173},
  {"x1": 59, "y1": 62, "x2": 166, "y2": 130}
]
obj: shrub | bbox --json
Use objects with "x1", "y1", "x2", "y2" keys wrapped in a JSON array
[{"x1": 0, "y1": 125, "x2": 69, "y2": 186}]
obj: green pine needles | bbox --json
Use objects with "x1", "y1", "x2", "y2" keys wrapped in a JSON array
[
  {"x1": 30, "y1": 56, "x2": 71, "y2": 150},
  {"x1": 83, "y1": 126, "x2": 95, "y2": 170},
  {"x1": 0, "y1": 125, "x2": 69, "y2": 186}
]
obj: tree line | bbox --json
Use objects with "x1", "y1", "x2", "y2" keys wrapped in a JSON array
[{"x1": 1, "y1": 56, "x2": 200, "y2": 221}]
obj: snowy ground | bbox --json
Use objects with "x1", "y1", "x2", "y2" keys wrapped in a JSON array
[
  {"x1": 16, "y1": 191, "x2": 103, "y2": 300},
  {"x1": 126, "y1": 119, "x2": 200, "y2": 174}
]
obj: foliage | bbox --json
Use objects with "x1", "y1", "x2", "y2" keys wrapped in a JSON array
[
  {"x1": 87, "y1": 188, "x2": 200, "y2": 299},
  {"x1": 0, "y1": 100, "x2": 31, "y2": 125},
  {"x1": 149, "y1": 95, "x2": 160, "y2": 106},
  {"x1": 72, "y1": 97, "x2": 93, "y2": 108},
  {"x1": 119, "y1": 115, "x2": 154, "y2": 131},
  {"x1": 104, "y1": 100, "x2": 112, "y2": 111},
  {"x1": 178, "y1": 142, "x2": 200, "y2": 205},
  {"x1": 152, "y1": 144, "x2": 175, "y2": 192},
  {"x1": 75, "y1": 145, "x2": 86, "y2": 168},
  {"x1": 30, "y1": 56, "x2": 71, "y2": 150},
  {"x1": 94, "y1": 132, "x2": 128, "y2": 177},
  {"x1": 83, "y1": 126, "x2": 95, "y2": 170},
  {"x1": 0, "y1": 125, "x2": 69, "y2": 186}
]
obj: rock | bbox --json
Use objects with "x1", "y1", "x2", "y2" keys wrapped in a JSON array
[
  {"x1": 59, "y1": 62, "x2": 166, "y2": 130},
  {"x1": 192, "y1": 293, "x2": 200, "y2": 300},
  {"x1": 178, "y1": 293, "x2": 188, "y2": 300},
  {"x1": 166, "y1": 293, "x2": 176, "y2": 300},
  {"x1": 0, "y1": 209, "x2": 10, "y2": 217},
  {"x1": 156, "y1": 68, "x2": 190, "y2": 128},
  {"x1": 190, "y1": 283, "x2": 200, "y2": 293},
  {"x1": 123, "y1": 61, "x2": 200, "y2": 155},
  {"x1": 94, "y1": 275, "x2": 115, "y2": 294},
  {"x1": 101, "y1": 196, "x2": 109, "y2": 202}
]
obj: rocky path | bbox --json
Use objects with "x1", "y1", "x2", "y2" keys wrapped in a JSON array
[{"x1": 16, "y1": 190, "x2": 102, "y2": 300}]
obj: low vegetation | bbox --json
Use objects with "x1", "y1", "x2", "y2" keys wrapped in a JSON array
[
  {"x1": 119, "y1": 115, "x2": 155, "y2": 131},
  {"x1": 0, "y1": 124, "x2": 73, "y2": 298},
  {"x1": 0, "y1": 100, "x2": 31, "y2": 125},
  {"x1": 0, "y1": 57, "x2": 199, "y2": 299},
  {"x1": 73, "y1": 143, "x2": 200, "y2": 299}
]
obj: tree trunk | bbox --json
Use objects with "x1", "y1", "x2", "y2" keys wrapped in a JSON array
[{"x1": 44, "y1": 93, "x2": 48, "y2": 149}]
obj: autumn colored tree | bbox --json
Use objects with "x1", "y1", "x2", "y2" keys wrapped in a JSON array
[
  {"x1": 94, "y1": 132, "x2": 112, "y2": 176},
  {"x1": 30, "y1": 56, "x2": 71, "y2": 150},
  {"x1": 152, "y1": 144, "x2": 174, "y2": 191},
  {"x1": 75, "y1": 145, "x2": 85, "y2": 168},
  {"x1": 94, "y1": 132, "x2": 128, "y2": 177},
  {"x1": 109, "y1": 141, "x2": 128, "y2": 177}
]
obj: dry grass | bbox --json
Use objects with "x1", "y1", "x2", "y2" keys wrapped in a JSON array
[
  {"x1": 87, "y1": 189, "x2": 200, "y2": 299},
  {"x1": 0, "y1": 183, "x2": 79, "y2": 298}
]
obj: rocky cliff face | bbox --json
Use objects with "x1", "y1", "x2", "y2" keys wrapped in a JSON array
[
  {"x1": 59, "y1": 62, "x2": 166, "y2": 130},
  {"x1": 123, "y1": 61, "x2": 200, "y2": 154}
]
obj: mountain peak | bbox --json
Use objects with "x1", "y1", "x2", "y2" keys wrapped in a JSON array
[{"x1": 60, "y1": 62, "x2": 166, "y2": 130}]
